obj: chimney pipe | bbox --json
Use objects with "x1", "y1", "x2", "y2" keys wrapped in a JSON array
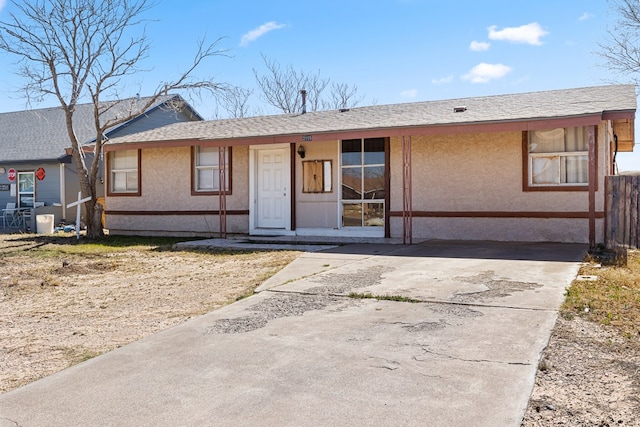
[{"x1": 301, "y1": 89, "x2": 307, "y2": 114}]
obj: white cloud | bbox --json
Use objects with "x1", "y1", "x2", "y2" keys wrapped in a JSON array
[
  {"x1": 400, "y1": 89, "x2": 418, "y2": 98},
  {"x1": 240, "y1": 21, "x2": 286, "y2": 47},
  {"x1": 431, "y1": 75, "x2": 454, "y2": 85},
  {"x1": 579, "y1": 12, "x2": 594, "y2": 22},
  {"x1": 469, "y1": 41, "x2": 491, "y2": 52},
  {"x1": 487, "y1": 22, "x2": 548, "y2": 46},
  {"x1": 462, "y1": 63, "x2": 512, "y2": 83}
]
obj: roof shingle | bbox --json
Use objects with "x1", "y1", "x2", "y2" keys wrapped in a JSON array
[
  {"x1": 0, "y1": 95, "x2": 189, "y2": 162},
  {"x1": 107, "y1": 85, "x2": 637, "y2": 146}
]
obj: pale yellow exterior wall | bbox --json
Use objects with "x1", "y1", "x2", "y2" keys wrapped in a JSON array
[
  {"x1": 107, "y1": 123, "x2": 610, "y2": 243},
  {"x1": 389, "y1": 125, "x2": 608, "y2": 243},
  {"x1": 294, "y1": 140, "x2": 340, "y2": 229},
  {"x1": 107, "y1": 145, "x2": 250, "y2": 236}
]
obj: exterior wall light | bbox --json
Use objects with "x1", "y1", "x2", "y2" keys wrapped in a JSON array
[{"x1": 297, "y1": 145, "x2": 306, "y2": 159}]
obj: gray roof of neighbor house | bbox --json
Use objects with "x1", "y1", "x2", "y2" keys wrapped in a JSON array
[
  {"x1": 0, "y1": 94, "x2": 202, "y2": 163},
  {"x1": 107, "y1": 85, "x2": 636, "y2": 149}
]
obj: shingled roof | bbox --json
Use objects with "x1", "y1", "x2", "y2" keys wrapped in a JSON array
[
  {"x1": 0, "y1": 94, "x2": 200, "y2": 163},
  {"x1": 106, "y1": 85, "x2": 636, "y2": 149}
]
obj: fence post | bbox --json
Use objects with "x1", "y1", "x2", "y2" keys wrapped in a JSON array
[
  {"x1": 631, "y1": 177, "x2": 639, "y2": 247},
  {"x1": 605, "y1": 176, "x2": 613, "y2": 249}
]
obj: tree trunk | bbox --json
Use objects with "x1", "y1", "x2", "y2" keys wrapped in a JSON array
[
  {"x1": 86, "y1": 199, "x2": 104, "y2": 239},
  {"x1": 70, "y1": 147, "x2": 104, "y2": 240}
]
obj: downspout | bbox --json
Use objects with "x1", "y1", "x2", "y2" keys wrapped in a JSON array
[{"x1": 613, "y1": 134, "x2": 619, "y2": 175}]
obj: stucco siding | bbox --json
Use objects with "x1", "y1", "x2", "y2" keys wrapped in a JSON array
[
  {"x1": 107, "y1": 214, "x2": 247, "y2": 236},
  {"x1": 107, "y1": 145, "x2": 250, "y2": 235},
  {"x1": 389, "y1": 126, "x2": 608, "y2": 243},
  {"x1": 294, "y1": 140, "x2": 340, "y2": 229},
  {"x1": 107, "y1": 123, "x2": 611, "y2": 242},
  {"x1": 391, "y1": 217, "x2": 602, "y2": 243}
]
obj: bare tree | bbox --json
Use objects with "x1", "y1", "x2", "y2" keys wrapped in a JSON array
[
  {"x1": 253, "y1": 55, "x2": 366, "y2": 114},
  {"x1": 215, "y1": 86, "x2": 256, "y2": 118},
  {"x1": 323, "y1": 82, "x2": 365, "y2": 110},
  {"x1": 253, "y1": 54, "x2": 330, "y2": 113},
  {"x1": 0, "y1": 0, "x2": 226, "y2": 238},
  {"x1": 599, "y1": 0, "x2": 640, "y2": 84}
]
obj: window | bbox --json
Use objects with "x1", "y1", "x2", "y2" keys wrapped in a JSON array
[
  {"x1": 341, "y1": 138, "x2": 386, "y2": 227},
  {"x1": 108, "y1": 149, "x2": 139, "y2": 194},
  {"x1": 17, "y1": 171, "x2": 35, "y2": 208},
  {"x1": 525, "y1": 127, "x2": 593, "y2": 191},
  {"x1": 192, "y1": 146, "x2": 231, "y2": 194},
  {"x1": 302, "y1": 160, "x2": 332, "y2": 193}
]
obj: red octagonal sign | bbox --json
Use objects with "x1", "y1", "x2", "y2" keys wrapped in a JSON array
[{"x1": 7, "y1": 168, "x2": 16, "y2": 182}]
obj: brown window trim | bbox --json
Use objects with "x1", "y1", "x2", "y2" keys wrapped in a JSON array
[
  {"x1": 191, "y1": 146, "x2": 233, "y2": 196},
  {"x1": 106, "y1": 149, "x2": 141, "y2": 197},
  {"x1": 521, "y1": 129, "x2": 598, "y2": 192}
]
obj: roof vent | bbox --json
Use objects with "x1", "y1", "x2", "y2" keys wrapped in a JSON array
[
  {"x1": 453, "y1": 106, "x2": 467, "y2": 113},
  {"x1": 339, "y1": 108, "x2": 350, "y2": 113}
]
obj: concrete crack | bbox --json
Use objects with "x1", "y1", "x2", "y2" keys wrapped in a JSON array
[
  {"x1": 372, "y1": 365, "x2": 399, "y2": 371},
  {"x1": 368, "y1": 356, "x2": 400, "y2": 371},
  {"x1": 0, "y1": 417, "x2": 21, "y2": 427},
  {"x1": 415, "y1": 347, "x2": 531, "y2": 366}
]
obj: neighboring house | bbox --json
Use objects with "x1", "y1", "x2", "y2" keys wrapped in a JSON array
[
  {"x1": 0, "y1": 95, "x2": 202, "y2": 225},
  {"x1": 104, "y1": 85, "x2": 636, "y2": 245}
]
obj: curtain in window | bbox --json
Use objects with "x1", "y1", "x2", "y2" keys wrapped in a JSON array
[
  {"x1": 530, "y1": 129, "x2": 565, "y2": 153},
  {"x1": 563, "y1": 127, "x2": 588, "y2": 183},
  {"x1": 110, "y1": 150, "x2": 138, "y2": 192},
  {"x1": 112, "y1": 150, "x2": 138, "y2": 169},
  {"x1": 565, "y1": 127, "x2": 588, "y2": 151},
  {"x1": 529, "y1": 127, "x2": 589, "y2": 185},
  {"x1": 532, "y1": 156, "x2": 558, "y2": 184},
  {"x1": 195, "y1": 147, "x2": 228, "y2": 191},
  {"x1": 564, "y1": 155, "x2": 588, "y2": 183}
]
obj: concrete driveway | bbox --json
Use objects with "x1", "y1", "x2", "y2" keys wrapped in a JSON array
[{"x1": 0, "y1": 241, "x2": 585, "y2": 427}]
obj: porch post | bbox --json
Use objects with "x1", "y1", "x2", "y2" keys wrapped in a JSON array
[
  {"x1": 402, "y1": 136, "x2": 413, "y2": 244},
  {"x1": 588, "y1": 126, "x2": 596, "y2": 249},
  {"x1": 218, "y1": 146, "x2": 227, "y2": 239}
]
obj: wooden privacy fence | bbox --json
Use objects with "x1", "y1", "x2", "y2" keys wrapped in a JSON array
[{"x1": 605, "y1": 175, "x2": 640, "y2": 249}]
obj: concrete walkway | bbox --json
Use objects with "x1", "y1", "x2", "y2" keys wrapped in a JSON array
[{"x1": 0, "y1": 240, "x2": 586, "y2": 427}]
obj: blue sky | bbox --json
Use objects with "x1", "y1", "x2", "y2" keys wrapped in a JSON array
[{"x1": 0, "y1": 0, "x2": 638, "y2": 170}]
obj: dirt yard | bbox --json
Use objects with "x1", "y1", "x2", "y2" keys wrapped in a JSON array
[
  {"x1": 0, "y1": 233, "x2": 300, "y2": 394},
  {"x1": 1, "y1": 234, "x2": 638, "y2": 426},
  {"x1": 521, "y1": 316, "x2": 640, "y2": 426}
]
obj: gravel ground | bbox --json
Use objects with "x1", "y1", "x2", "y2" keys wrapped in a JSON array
[{"x1": 521, "y1": 315, "x2": 640, "y2": 426}]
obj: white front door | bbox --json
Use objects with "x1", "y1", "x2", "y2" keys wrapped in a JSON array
[{"x1": 256, "y1": 147, "x2": 290, "y2": 229}]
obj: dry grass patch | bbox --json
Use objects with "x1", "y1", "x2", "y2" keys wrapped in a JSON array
[
  {"x1": 562, "y1": 249, "x2": 640, "y2": 341},
  {"x1": 522, "y1": 248, "x2": 640, "y2": 426},
  {"x1": 0, "y1": 233, "x2": 301, "y2": 393}
]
